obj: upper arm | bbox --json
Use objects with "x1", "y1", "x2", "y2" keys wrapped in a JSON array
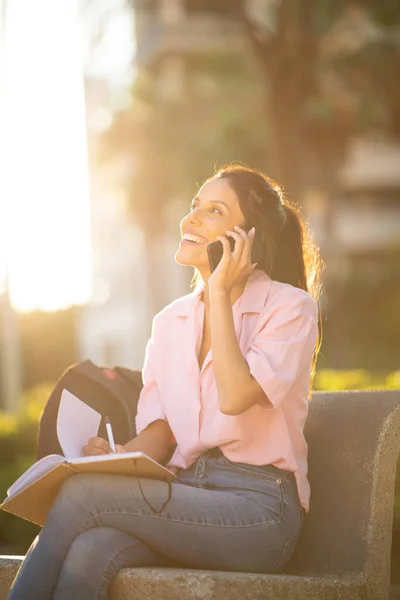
[
  {"x1": 135, "y1": 318, "x2": 170, "y2": 435},
  {"x1": 244, "y1": 293, "x2": 319, "y2": 410}
]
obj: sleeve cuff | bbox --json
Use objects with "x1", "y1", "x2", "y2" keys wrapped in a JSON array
[{"x1": 135, "y1": 407, "x2": 167, "y2": 436}]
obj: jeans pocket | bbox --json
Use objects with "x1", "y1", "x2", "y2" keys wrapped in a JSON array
[
  {"x1": 220, "y1": 456, "x2": 287, "y2": 484},
  {"x1": 214, "y1": 458, "x2": 289, "y2": 524}
]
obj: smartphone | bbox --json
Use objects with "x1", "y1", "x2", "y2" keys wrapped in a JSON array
[
  {"x1": 207, "y1": 227, "x2": 261, "y2": 273},
  {"x1": 207, "y1": 237, "x2": 235, "y2": 273}
]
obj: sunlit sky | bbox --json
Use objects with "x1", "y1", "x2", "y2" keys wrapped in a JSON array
[{"x1": 0, "y1": 0, "x2": 133, "y2": 312}]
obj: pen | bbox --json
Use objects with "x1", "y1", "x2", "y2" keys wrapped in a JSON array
[{"x1": 105, "y1": 416, "x2": 116, "y2": 453}]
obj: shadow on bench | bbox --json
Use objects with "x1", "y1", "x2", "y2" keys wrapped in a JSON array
[{"x1": 1, "y1": 389, "x2": 399, "y2": 600}]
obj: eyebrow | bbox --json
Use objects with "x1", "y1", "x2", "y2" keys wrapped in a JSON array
[{"x1": 192, "y1": 197, "x2": 230, "y2": 211}]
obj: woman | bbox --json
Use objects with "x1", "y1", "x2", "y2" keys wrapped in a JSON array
[{"x1": 8, "y1": 164, "x2": 323, "y2": 600}]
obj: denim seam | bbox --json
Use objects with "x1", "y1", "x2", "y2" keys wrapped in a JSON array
[
  {"x1": 84, "y1": 508, "x2": 281, "y2": 529},
  {"x1": 274, "y1": 504, "x2": 303, "y2": 572},
  {"x1": 278, "y1": 470, "x2": 289, "y2": 520},
  {"x1": 97, "y1": 540, "x2": 140, "y2": 600},
  {"x1": 219, "y1": 457, "x2": 289, "y2": 483},
  {"x1": 273, "y1": 475, "x2": 303, "y2": 572}
]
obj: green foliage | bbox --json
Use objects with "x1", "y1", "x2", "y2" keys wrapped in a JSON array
[
  {"x1": 0, "y1": 384, "x2": 52, "y2": 553},
  {"x1": 0, "y1": 458, "x2": 40, "y2": 553},
  {"x1": 315, "y1": 369, "x2": 400, "y2": 391}
]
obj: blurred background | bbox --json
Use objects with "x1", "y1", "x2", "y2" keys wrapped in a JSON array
[{"x1": 0, "y1": 0, "x2": 399, "y2": 577}]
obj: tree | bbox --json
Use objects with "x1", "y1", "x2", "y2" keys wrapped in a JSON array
[{"x1": 229, "y1": 0, "x2": 400, "y2": 196}]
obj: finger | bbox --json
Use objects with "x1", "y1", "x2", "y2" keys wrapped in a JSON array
[
  {"x1": 87, "y1": 436, "x2": 106, "y2": 446},
  {"x1": 87, "y1": 437, "x2": 111, "y2": 452},
  {"x1": 225, "y1": 230, "x2": 244, "y2": 261},
  {"x1": 233, "y1": 225, "x2": 249, "y2": 241},
  {"x1": 82, "y1": 444, "x2": 90, "y2": 456},
  {"x1": 215, "y1": 236, "x2": 234, "y2": 270},
  {"x1": 82, "y1": 444, "x2": 109, "y2": 456},
  {"x1": 240, "y1": 227, "x2": 255, "y2": 265},
  {"x1": 82, "y1": 445, "x2": 108, "y2": 456}
]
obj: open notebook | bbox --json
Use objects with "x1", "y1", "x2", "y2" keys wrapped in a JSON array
[{"x1": 1, "y1": 390, "x2": 175, "y2": 526}]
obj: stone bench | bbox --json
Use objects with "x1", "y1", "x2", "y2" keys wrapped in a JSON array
[{"x1": 0, "y1": 389, "x2": 399, "y2": 600}]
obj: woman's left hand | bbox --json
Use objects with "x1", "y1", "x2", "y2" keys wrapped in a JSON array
[{"x1": 208, "y1": 226, "x2": 257, "y2": 294}]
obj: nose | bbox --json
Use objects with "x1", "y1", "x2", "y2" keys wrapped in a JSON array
[{"x1": 184, "y1": 206, "x2": 204, "y2": 228}]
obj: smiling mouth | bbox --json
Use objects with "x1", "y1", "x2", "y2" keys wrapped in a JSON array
[{"x1": 181, "y1": 234, "x2": 208, "y2": 244}]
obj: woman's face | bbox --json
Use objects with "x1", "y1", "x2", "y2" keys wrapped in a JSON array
[{"x1": 175, "y1": 177, "x2": 246, "y2": 276}]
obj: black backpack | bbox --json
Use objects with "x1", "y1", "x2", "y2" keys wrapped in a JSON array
[{"x1": 37, "y1": 360, "x2": 143, "y2": 460}]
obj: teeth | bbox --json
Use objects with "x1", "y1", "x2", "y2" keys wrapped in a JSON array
[{"x1": 183, "y1": 233, "x2": 206, "y2": 244}]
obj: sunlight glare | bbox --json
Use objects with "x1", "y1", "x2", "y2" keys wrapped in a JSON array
[{"x1": 0, "y1": 0, "x2": 92, "y2": 312}]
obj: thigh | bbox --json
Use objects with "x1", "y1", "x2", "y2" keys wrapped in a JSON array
[{"x1": 51, "y1": 471, "x2": 292, "y2": 573}]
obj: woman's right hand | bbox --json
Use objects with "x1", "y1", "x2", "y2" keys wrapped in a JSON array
[
  {"x1": 82, "y1": 437, "x2": 112, "y2": 456},
  {"x1": 115, "y1": 444, "x2": 128, "y2": 453}
]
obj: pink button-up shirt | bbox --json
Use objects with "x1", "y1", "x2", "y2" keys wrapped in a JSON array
[{"x1": 135, "y1": 269, "x2": 319, "y2": 512}]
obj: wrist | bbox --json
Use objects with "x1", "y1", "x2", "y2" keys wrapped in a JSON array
[{"x1": 209, "y1": 285, "x2": 230, "y2": 301}]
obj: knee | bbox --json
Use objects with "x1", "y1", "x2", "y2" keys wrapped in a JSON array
[
  {"x1": 62, "y1": 528, "x2": 105, "y2": 573},
  {"x1": 60, "y1": 527, "x2": 136, "y2": 577}
]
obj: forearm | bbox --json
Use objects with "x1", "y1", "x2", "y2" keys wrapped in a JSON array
[
  {"x1": 210, "y1": 289, "x2": 264, "y2": 415},
  {"x1": 123, "y1": 419, "x2": 172, "y2": 463}
]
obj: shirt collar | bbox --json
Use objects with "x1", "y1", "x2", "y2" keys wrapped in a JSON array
[{"x1": 172, "y1": 269, "x2": 272, "y2": 318}]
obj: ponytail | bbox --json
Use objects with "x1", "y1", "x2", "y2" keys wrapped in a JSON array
[
  {"x1": 270, "y1": 202, "x2": 323, "y2": 398},
  {"x1": 270, "y1": 202, "x2": 307, "y2": 291}
]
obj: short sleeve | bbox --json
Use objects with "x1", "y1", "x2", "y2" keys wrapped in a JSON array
[
  {"x1": 135, "y1": 336, "x2": 167, "y2": 435},
  {"x1": 245, "y1": 298, "x2": 319, "y2": 410}
]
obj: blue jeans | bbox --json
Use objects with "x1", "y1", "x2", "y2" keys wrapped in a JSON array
[{"x1": 7, "y1": 449, "x2": 303, "y2": 600}]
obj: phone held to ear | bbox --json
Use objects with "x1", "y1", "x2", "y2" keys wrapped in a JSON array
[
  {"x1": 207, "y1": 227, "x2": 261, "y2": 274},
  {"x1": 207, "y1": 237, "x2": 235, "y2": 273}
]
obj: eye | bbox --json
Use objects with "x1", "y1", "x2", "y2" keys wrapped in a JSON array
[
  {"x1": 189, "y1": 203, "x2": 222, "y2": 215},
  {"x1": 210, "y1": 206, "x2": 222, "y2": 215}
]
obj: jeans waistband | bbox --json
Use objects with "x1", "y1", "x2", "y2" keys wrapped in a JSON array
[{"x1": 203, "y1": 447, "x2": 289, "y2": 477}]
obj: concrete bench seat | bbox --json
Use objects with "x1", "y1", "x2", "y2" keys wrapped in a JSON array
[
  {"x1": 110, "y1": 568, "x2": 368, "y2": 600},
  {"x1": 1, "y1": 389, "x2": 399, "y2": 600},
  {"x1": 0, "y1": 560, "x2": 369, "y2": 600}
]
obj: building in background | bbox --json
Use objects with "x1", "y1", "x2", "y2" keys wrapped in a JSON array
[
  {"x1": 337, "y1": 137, "x2": 400, "y2": 282},
  {"x1": 306, "y1": 136, "x2": 400, "y2": 280}
]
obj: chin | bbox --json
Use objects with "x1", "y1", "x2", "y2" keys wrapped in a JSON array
[
  {"x1": 175, "y1": 248, "x2": 191, "y2": 266},
  {"x1": 174, "y1": 249, "x2": 206, "y2": 269}
]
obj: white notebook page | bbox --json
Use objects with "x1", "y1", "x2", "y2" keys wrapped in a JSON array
[
  {"x1": 7, "y1": 454, "x2": 66, "y2": 497},
  {"x1": 57, "y1": 390, "x2": 102, "y2": 459}
]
